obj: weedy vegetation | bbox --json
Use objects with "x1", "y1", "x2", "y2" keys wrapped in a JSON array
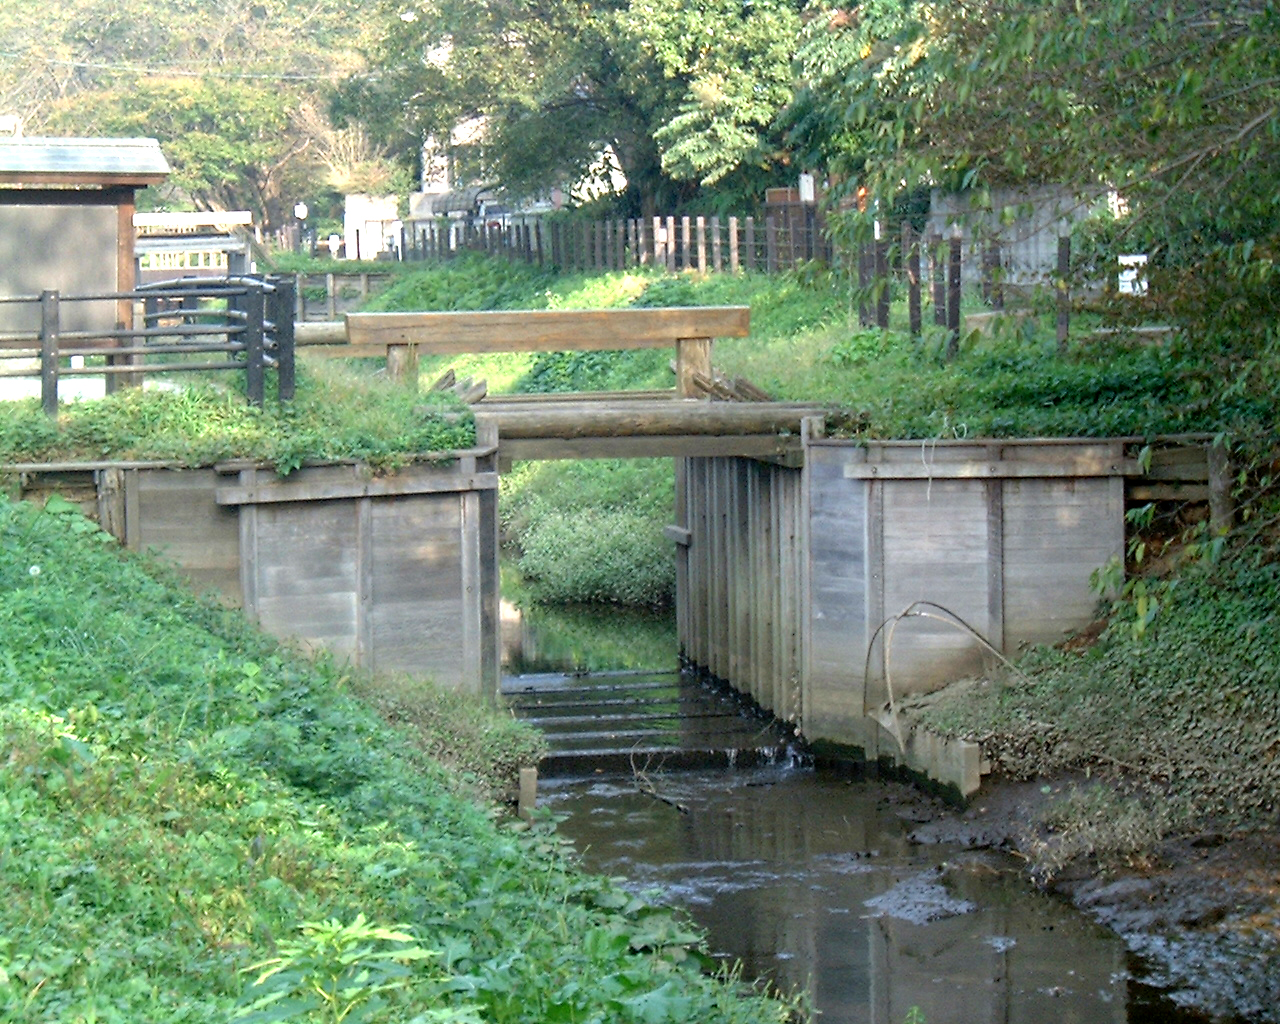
[{"x1": 0, "y1": 493, "x2": 794, "y2": 1023}]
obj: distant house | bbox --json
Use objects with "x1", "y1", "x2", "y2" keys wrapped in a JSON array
[
  {"x1": 0, "y1": 137, "x2": 169, "y2": 332},
  {"x1": 929, "y1": 185, "x2": 1101, "y2": 287}
]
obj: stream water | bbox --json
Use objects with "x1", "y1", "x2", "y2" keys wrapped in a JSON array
[{"x1": 503, "y1": 600, "x2": 1211, "y2": 1024}]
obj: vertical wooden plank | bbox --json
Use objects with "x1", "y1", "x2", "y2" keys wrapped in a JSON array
[
  {"x1": 112, "y1": 194, "x2": 137, "y2": 393},
  {"x1": 95, "y1": 467, "x2": 127, "y2": 543},
  {"x1": 987, "y1": 473, "x2": 1006, "y2": 655},
  {"x1": 696, "y1": 216, "x2": 707, "y2": 273},
  {"x1": 356, "y1": 495, "x2": 372, "y2": 668},
  {"x1": 1209, "y1": 443, "x2": 1235, "y2": 535},
  {"x1": 326, "y1": 272, "x2": 337, "y2": 320},
  {"x1": 728, "y1": 216, "x2": 739, "y2": 273},
  {"x1": 865, "y1": 477, "x2": 885, "y2": 716},
  {"x1": 39, "y1": 290, "x2": 59, "y2": 417},
  {"x1": 629, "y1": 219, "x2": 639, "y2": 267},
  {"x1": 711, "y1": 216, "x2": 722, "y2": 273},
  {"x1": 236, "y1": 468, "x2": 259, "y2": 619},
  {"x1": 652, "y1": 216, "x2": 662, "y2": 269},
  {"x1": 461, "y1": 490, "x2": 483, "y2": 695},
  {"x1": 675, "y1": 337, "x2": 712, "y2": 397},
  {"x1": 665, "y1": 216, "x2": 677, "y2": 271},
  {"x1": 680, "y1": 215, "x2": 691, "y2": 271},
  {"x1": 638, "y1": 218, "x2": 649, "y2": 267},
  {"x1": 744, "y1": 216, "x2": 755, "y2": 272},
  {"x1": 615, "y1": 219, "x2": 625, "y2": 269}
]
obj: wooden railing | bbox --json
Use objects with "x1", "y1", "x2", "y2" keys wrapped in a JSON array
[
  {"x1": 294, "y1": 305, "x2": 750, "y2": 396},
  {"x1": 0, "y1": 276, "x2": 295, "y2": 414}
]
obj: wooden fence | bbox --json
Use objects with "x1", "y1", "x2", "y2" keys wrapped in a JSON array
[
  {"x1": 397, "y1": 213, "x2": 833, "y2": 275},
  {"x1": 0, "y1": 276, "x2": 296, "y2": 414}
]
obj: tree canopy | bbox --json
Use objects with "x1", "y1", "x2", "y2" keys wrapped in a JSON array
[{"x1": 346, "y1": 0, "x2": 802, "y2": 214}]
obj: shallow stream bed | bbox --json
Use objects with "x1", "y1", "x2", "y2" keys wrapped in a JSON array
[{"x1": 541, "y1": 766, "x2": 1215, "y2": 1023}]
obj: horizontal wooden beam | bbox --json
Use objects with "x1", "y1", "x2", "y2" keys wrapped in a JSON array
[
  {"x1": 477, "y1": 401, "x2": 824, "y2": 439},
  {"x1": 843, "y1": 457, "x2": 1138, "y2": 480},
  {"x1": 497, "y1": 434, "x2": 805, "y2": 462},
  {"x1": 341, "y1": 306, "x2": 750, "y2": 354},
  {"x1": 216, "y1": 469, "x2": 498, "y2": 505}
]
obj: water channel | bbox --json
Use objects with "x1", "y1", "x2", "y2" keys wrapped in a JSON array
[{"x1": 503, "y1": 601, "x2": 1213, "y2": 1024}]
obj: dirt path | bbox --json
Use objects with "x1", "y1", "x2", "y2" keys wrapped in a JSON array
[{"x1": 898, "y1": 776, "x2": 1280, "y2": 1021}]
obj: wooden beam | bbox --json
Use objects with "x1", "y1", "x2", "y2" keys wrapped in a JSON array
[
  {"x1": 216, "y1": 469, "x2": 499, "y2": 505},
  {"x1": 843, "y1": 458, "x2": 1138, "y2": 480},
  {"x1": 496, "y1": 434, "x2": 805, "y2": 462},
  {"x1": 477, "y1": 401, "x2": 824, "y2": 439},
  {"x1": 343, "y1": 306, "x2": 750, "y2": 354}
]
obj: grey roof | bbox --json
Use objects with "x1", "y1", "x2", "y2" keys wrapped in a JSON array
[{"x1": 0, "y1": 137, "x2": 170, "y2": 184}]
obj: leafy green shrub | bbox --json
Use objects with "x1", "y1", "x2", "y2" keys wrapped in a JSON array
[
  {"x1": 0, "y1": 494, "x2": 787, "y2": 1023},
  {"x1": 516, "y1": 507, "x2": 676, "y2": 606}
]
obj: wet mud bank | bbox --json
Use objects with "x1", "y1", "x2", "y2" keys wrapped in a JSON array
[{"x1": 906, "y1": 776, "x2": 1280, "y2": 1022}]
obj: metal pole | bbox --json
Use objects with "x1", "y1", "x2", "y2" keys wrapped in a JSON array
[{"x1": 40, "y1": 290, "x2": 59, "y2": 417}]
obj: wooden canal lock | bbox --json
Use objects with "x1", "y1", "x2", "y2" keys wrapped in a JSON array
[{"x1": 2, "y1": 306, "x2": 1226, "y2": 797}]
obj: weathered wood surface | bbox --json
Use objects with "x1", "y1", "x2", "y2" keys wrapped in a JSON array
[
  {"x1": 297, "y1": 306, "x2": 750, "y2": 355},
  {"x1": 475, "y1": 400, "x2": 825, "y2": 439}
]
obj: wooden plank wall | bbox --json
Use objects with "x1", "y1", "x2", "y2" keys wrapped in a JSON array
[
  {"x1": 678, "y1": 440, "x2": 1126, "y2": 753},
  {"x1": 802, "y1": 439, "x2": 1125, "y2": 748},
  {"x1": 676, "y1": 455, "x2": 804, "y2": 724},
  {"x1": 14, "y1": 461, "x2": 500, "y2": 698}
]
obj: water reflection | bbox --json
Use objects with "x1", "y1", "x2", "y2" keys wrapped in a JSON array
[{"x1": 542, "y1": 767, "x2": 1200, "y2": 1024}]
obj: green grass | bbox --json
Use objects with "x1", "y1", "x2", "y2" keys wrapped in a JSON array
[
  {"x1": 0, "y1": 493, "x2": 790, "y2": 1023},
  {"x1": 0, "y1": 362, "x2": 473, "y2": 474}
]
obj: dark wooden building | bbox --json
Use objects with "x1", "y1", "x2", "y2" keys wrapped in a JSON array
[{"x1": 0, "y1": 137, "x2": 169, "y2": 333}]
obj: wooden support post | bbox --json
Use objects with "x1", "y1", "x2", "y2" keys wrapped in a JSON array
[
  {"x1": 681, "y1": 215, "x2": 692, "y2": 270},
  {"x1": 244, "y1": 283, "x2": 266, "y2": 408},
  {"x1": 629, "y1": 219, "x2": 639, "y2": 267},
  {"x1": 858, "y1": 242, "x2": 872, "y2": 327},
  {"x1": 983, "y1": 239, "x2": 1004, "y2": 309},
  {"x1": 875, "y1": 238, "x2": 890, "y2": 329},
  {"x1": 676, "y1": 337, "x2": 713, "y2": 398},
  {"x1": 904, "y1": 222, "x2": 922, "y2": 337},
  {"x1": 1056, "y1": 235, "x2": 1071, "y2": 352},
  {"x1": 729, "y1": 216, "x2": 740, "y2": 273},
  {"x1": 711, "y1": 215, "x2": 722, "y2": 272},
  {"x1": 386, "y1": 345, "x2": 419, "y2": 389},
  {"x1": 1209, "y1": 442, "x2": 1235, "y2": 536},
  {"x1": 665, "y1": 216, "x2": 677, "y2": 271},
  {"x1": 39, "y1": 289, "x2": 59, "y2": 417},
  {"x1": 946, "y1": 236, "x2": 962, "y2": 359},
  {"x1": 518, "y1": 766, "x2": 538, "y2": 821},
  {"x1": 931, "y1": 234, "x2": 946, "y2": 327},
  {"x1": 270, "y1": 276, "x2": 296, "y2": 403},
  {"x1": 696, "y1": 215, "x2": 707, "y2": 273}
]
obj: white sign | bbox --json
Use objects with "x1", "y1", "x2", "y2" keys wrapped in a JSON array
[{"x1": 1118, "y1": 254, "x2": 1148, "y2": 296}]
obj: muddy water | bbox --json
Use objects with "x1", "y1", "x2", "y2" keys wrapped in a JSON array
[
  {"x1": 541, "y1": 767, "x2": 1205, "y2": 1024},
  {"x1": 506, "y1": 599, "x2": 1204, "y2": 1022}
]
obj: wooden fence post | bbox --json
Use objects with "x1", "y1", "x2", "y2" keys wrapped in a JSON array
[
  {"x1": 268, "y1": 276, "x2": 296, "y2": 403},
  {"x1": 946, "y1": 235, "x2": 962, "y2": 360},
  {"x1": 930, "y1": 233, "x2": 946, "y2": 327},
  {"x1": 729, "y1": 216, "x2": 740, "y2": 273},
  {"x1": 696, "y1": 216, "x2": 707, "y2": 273},
  {"x1": 858, "y1": 242, "x2": 872, "y2": 327},
  {"x1": 711, "y1": 215, "x2": 722, "y2": 272},
  {"x1": 244, "y1": 281, "x2": 266, "y2": 408},
  {"x1": 904, "y1": 222, "x2": 922, "y2": 337},
  {"x1": 665, "y1": 216, "x2": 676, "y2": 271},
  {"x1": 39, "y1": 289, "x2": 59, "y2": 417},
  {"x1": 680, "y1": 215, "x2": 692, "y2": 270},
  {"x1": 875, "y1": 236, "x2": 890, "y2": 329},
  {"x1": 1056, "y1": 235, "x2": 1071, "y2": 352}
]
